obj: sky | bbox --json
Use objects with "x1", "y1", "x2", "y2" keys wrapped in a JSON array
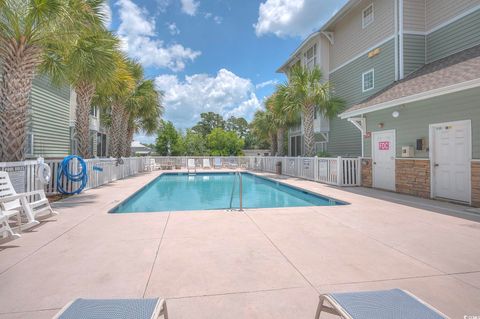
[{"x1": 102, "y1": 0, "x2": 348, "y2": 143}]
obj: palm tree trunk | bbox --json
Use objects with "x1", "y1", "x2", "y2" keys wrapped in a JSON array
[
  {"x1": 303, "y1": 105, "x2": 315, "y2": 156},
  {"x1": 125, "y1": 125, "x2": 134, "y2": 157},
  {"x1": 277, "y1": 127, "x2": 286, "y2": 156},
  {"x1": 270, "y1": 132, "x2": 278, "y2": 156},
  {"x1": 75, "y1": 82, "x2": 95, "y2": 159},
  {"x1": 0, "y1": 39, "x2": 42, "y2": 161},
  {"x1": 119, "y1": 115, "x2": 129, "y2": 157},
  {"x1": 109, "y1": 102, "x2": 125, "y2": 158}
]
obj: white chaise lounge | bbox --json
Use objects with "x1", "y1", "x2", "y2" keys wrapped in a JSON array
[
  {"x1": 0, "y1": 210, "x2": 20, "y2": 240},
  {"x1": 315, "y1": 288, "x2": 448, "y2": 319},
  {"x1": 203, "y1": 158, "x2": 211, "y2": 169},
  {"x1": 53, "y1": 298, "x2": 168, "y2": 319},
  {"x1": 187, "y1": 158, "x2": 196, "y2": 174},
  {"x1": 213, "y1": 157, "x2": 222, "y2": 169},
  {"x1": 0, "y1": 171, "x2": 57, "y2": 229}
]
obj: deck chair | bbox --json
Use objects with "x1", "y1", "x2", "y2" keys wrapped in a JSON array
[
  {"x1": 227, "y1": 157, "x2": 238, "y2": 169},
  {"x1": 213, "y1": 157, "x2": 222, "y2": 169},
  {"x1": 202, "y1": 158, "x2": 212, "y2": 169},
  {"x1": 315, "y1": 288, "x2": 448, "y2": 319},
  {"x1": 0, "y1": 210, "x2": 21, "y2": 240},
  {"x1": 0, "y1": 171, "x2": 57, "y2": 229},
  {"x1": 148, "y1": 158, "x2": 160, "y2": 171},
  {"x1": 53, "y1": 298, "x2": 168, "y2": 319},
  {"x1": 187, "y1": 158, "x2": 196, "y2": 174}
]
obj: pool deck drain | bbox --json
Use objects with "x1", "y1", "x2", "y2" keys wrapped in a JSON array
[{"x1": 0, "y1": 169, "x2": 479, "y2": 318}]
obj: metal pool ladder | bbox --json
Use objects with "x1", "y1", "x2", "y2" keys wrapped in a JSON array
[{"x1": 228, "y1": 171, "x2": 243, "y2": 211}]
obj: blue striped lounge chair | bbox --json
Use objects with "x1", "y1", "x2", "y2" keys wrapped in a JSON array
[
  {"x1": 315, "y1": 289, "x2": 448, "y2": 319},
  {"x1": 53, "y1": 298, "x2": 168, "y2": 319}
]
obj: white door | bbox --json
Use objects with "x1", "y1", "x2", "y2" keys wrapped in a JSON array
[
  {"x1": 430, "y1": 120, "x2": 471, "y2": 203},
  {"x1": 372, "y1": 130, "x2": 396, "y2": 191}
]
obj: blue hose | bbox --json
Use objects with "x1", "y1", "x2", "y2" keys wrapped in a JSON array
[{"x1": 57, "y1": 155, "x2": 88, "y2": 195}]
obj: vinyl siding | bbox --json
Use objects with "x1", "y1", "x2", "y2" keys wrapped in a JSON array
[
  {"x1": 30, "y1": 75, "x2": 71, "y2": 158},
  {"x1": 403, "y1": 0, "x2": 426, "y2": 32},
  {"x1": 327, "y1": 117, "x2": 361, "y2": 157},
  {"x1": 330, "y1": 39, "x2": 396, "y2": 108},
  {"x1": 328, "y1": 0, "x2": 395, "y2": 71},
  {"x1": 363, "y1": 87, "x2": 480, "y2": 158},
  {"x1": 426, "y1": 7, "x2": 480, "y2": 63},
  {"x1": 403, "y1": 34, "x2": 426, "y2": 76},
  {"x1": 425, "y1": 0, "x2": 480, "y2": 31}
]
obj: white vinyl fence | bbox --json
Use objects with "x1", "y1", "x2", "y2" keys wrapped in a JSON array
[
  {"x1": 0, "y1": 157, "x2": 149, "y2": 195},
  {"x1": 0, "y1": 155, "x2": 360, "y2": 196}
]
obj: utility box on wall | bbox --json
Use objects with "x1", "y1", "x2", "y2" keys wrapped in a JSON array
[{"x1": 402, "y1": 146, "x2": 414, "y2": 157}]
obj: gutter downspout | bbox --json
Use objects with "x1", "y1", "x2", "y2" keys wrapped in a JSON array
[
  {"x1": 399, "y1": 0, "x2": 404, "y2": 79},
  {"x1": 394, "y1": 0, "x2": 399, "y2": 81}
]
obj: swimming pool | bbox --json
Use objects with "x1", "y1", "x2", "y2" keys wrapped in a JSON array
[{"x1": 111, "y1": 172, "x2": 346, "y2": 213}]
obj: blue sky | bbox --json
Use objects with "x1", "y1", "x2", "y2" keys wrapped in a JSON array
[{"x1": 103, "y1": 0, "x2": 347, "y2": 142}]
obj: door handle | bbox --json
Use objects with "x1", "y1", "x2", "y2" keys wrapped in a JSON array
[
  {"x1": 434, "y1": 163, "x2": 439, "y2": 167},
  {"x1": 373, "y1": 162, "x2": 376, "y2": 165}
]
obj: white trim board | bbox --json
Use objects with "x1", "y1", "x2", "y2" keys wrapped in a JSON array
[{"x1": 339, "y1": 78, "x2": 480, "y2": 118}]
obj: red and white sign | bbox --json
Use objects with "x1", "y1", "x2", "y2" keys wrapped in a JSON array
[{"x1": 378, "y1": 141, "x2": 390, "y2": 150}]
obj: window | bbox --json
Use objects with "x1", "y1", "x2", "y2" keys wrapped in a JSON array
[
  {"x1": 303, "y1": 44, "x2": 317, "y2": 70},
  {"x1": 90, "y1": 106, "x2": 98, "y2": 118},
  {"x1": 362, "y1": 4, "x2": 374, "y2": 28},
  {"x1": 362, "y1": 69, "x2": 374, "y2": 92},
  {"x1": 25, "y1": 133, "x2": 34, "y2": 156}
]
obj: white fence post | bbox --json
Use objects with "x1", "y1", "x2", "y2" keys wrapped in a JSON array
[{"x1": 336, "y1": 156, "x2": 343, "y2": 186}]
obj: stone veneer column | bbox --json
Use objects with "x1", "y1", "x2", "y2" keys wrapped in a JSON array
[
  {"x1": 395, "y1": 159, "x2": 430, "y2": 198},
  {"x1": 361, "y1": 158, "x2": 372, "y2": 187},
  {"x1": 472, "y1": 161, "x2": 480, "y2": 207}
]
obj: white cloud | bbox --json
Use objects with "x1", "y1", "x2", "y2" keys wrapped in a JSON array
[
  {"x1": 213, "y1": 16, "x2": 223, "y2": 24},
  {"x1": 155, "y1": 69, "x2": 262, "y2": 128},
  {"x1": 180, "y1": 0, "x2": 199, "y2": 16},
  {"x1": 254, "y1": 0, "x2": 344, "y2": 38},
  {"x1": 116, "y1": 0, "x2": 200, "y2": 71},
  {"x1": 156, "y1": 0, "x2": 171, "y2": 12},
  {"x1": 167, "y1": 22, "x2": 180, "y2": 35},
  {"x1": 256, "y1": 79, "x2": 278, "y2": 89},
  {"x1": 100, "y1": 1, "x2": 112, "y2": 28}
]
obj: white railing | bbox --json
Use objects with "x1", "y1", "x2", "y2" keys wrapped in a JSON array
[
  {"x1": 0, "y1": 155, "x2": 360, "y2": 195},
  {"x1": 0, "y1": 157, "x2": 149, "y2": 195},
  {"x1": 150, "y1": 155, "x2": 361, "y2": 187}
]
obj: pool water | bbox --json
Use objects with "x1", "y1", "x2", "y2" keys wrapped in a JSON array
[{"x1": 111, "y1": 172, "x2": 346, "y2": 213}]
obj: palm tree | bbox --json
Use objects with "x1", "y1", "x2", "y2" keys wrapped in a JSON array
[
  {"x1": 123, "y1": 80, "x2": 163, "y2": 157},
  {"x1": 283, "y1": 66, "x2": 345, "y2": 156},
  {"x1": 269, "y1": 86, "x2": 300, "y2": 156},
  {"x1": 251, "y1": 108, "x2": 277, "y2": 155},
  {"x1": 0, "y1": 0, "x2": 104, "y2": 161}
]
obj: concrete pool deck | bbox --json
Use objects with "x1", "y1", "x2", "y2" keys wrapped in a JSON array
[{"x1": 0, "y1": 169, "x2": 479, "y2": 318}]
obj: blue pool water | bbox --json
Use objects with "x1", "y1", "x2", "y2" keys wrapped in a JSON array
[{"x1": 111, "y1": 172, "x2": 346, "y2": 213}]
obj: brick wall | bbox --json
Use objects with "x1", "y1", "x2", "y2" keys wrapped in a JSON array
[
  {"x1": 473, "y1": 161, "x2": 480, "y2": 207},
  {"x1": 396, "y1": 159, "x2": 430, "y2": 198},
  {"x1": 361, "y1": 158, "x2": 372, "y2": 187}
]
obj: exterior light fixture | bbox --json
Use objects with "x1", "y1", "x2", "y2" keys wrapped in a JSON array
[{"x1": 392, "y1": 111, "x2": 400, "y2": 118}]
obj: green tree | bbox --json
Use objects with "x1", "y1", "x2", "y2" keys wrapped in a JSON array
[
  {"x1": 183, "y1": 130, "x2": 207, "y2": 155},
  {"x1": 250, "y1": 110, "x2": 274, "y2": 153},
  {"x1": 283, "y1": 66, "x2": 345, "y2": 156},
  {"x1": 225, "y1": 116, "x2": 249, "y2": 138},
  {"x1": 206, "y1": 128, "x2": 244, "y2": 156},
  {"x1": 0, "y1": 0, "x2": 106, "y2": 161},
  {"x1": 155, "y1": 121, "x2": 183, "y2": 156},
  {"x1": 192, "y1": 112, "x2": 225, "y2": 136}
]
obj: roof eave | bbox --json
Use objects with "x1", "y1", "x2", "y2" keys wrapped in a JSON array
[{"x1": 339, "y1": 78, "x2": 480, "y2": 119}]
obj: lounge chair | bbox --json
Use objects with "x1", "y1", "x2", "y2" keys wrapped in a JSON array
[
  {"x1": 0, "y1": 171, "x2": 57, "y2": 229},
  {"x1": 148, "y1": 158, "x2": 160, "y2": 171},
  {"x1": 213, "y1": 157, "x2": 222, "y2": 169},
  {"x1": 0, "y1": 210, "x2": 21, "y2": 240},
  {"x1": 315, "y1": 288, "x2": 448, "y2": 319},
  {"x1": 53, "y1": 298, "x2": 168, "y2": 319},
  {"x1": 202, "y1": 158, "x2": 211, "y2": 169},
  {"x1": 227, "y1": 157, "x2": 238, "y2": 169},
  {"x1": 187, "y1": 158, "x2": 196, "y2": 174}
]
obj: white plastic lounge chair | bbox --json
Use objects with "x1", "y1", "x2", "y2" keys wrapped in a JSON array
[
  {"x1": 53, "y1": 298, "x2": 168, "y2": 319},
  {"x1": 213, "y1": 157, "x2": 222, "y2": 169},
  {"x1": 227, "y1": 157, "x2": 238, "y2": 169},
  {"x1": 0, "y1": 171, "x2": 57, "y2": 229},
  {"x1": 0, "y1": 210, "x2": 20, "y2": 240},
  {"x1": 315, "y1": 288, "x2": 448, "y2": 319},
  {"x1": 187, "y1": 158, "x2": 196, "y2": 174},
  {"x1": 147, "y1": 158, "x2": 160, "y2": 171},
  {"x1": 202, "y1": 158, "x2": 211, "y2": 169}
]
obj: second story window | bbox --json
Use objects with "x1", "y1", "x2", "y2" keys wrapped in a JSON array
[
  {"x1": 303, "y1": 44, "x2": 317, "y2": 70},
  {"x1": 362, "y1": 4, "x2": 374, "y2": 28},
  {"x1": 362, "y1": 69, "x2": 374, "y2": 92},
  {"x1": 90, "y1": 106, "x2": 98, "y2": 118}
]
